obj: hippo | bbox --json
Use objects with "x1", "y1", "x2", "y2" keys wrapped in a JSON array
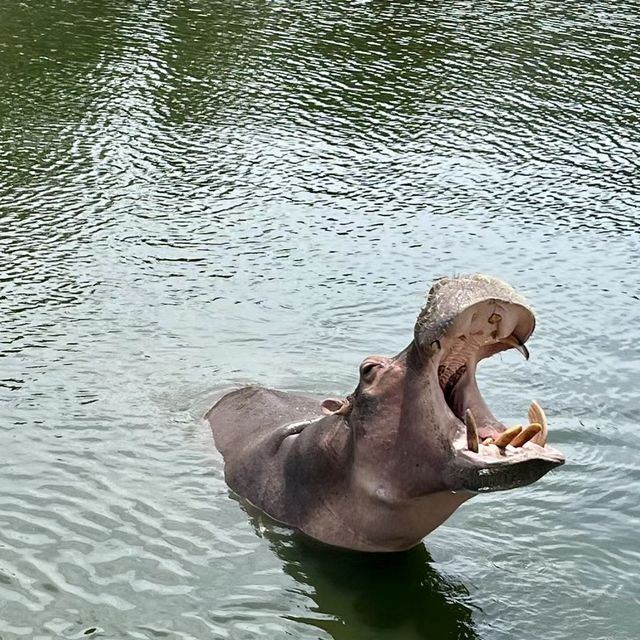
[{"x1": 206, "y1": 274, "x2": 564, "y2": 552}]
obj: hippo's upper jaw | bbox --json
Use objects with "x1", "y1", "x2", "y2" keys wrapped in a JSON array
[{"x1": 414, "y1": 274, "x2": 565, "y2": 493}]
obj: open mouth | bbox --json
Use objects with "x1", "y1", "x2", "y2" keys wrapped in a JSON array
[{"x1": 431, "y1": 303, "x2": 565, "y2": 492}]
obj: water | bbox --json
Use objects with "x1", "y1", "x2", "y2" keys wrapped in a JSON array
[{"x1": 1, "y1": 1, "x2": 639, "y2": 638}]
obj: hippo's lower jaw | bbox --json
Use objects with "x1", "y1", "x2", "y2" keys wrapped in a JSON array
[
  {"x1": 451, "y1": 394, "x2": 565, "y2": 493},
  {"x1": 439, "y1": 350, "x2": 566, "y2": 492},
  {"x1": 453, "y1": 442, "x2": 565, "y2": 493}
]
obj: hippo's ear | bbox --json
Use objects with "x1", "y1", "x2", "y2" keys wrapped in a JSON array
[{"x1": 321, "y1": 397, "x2": 352, "y2": 416}]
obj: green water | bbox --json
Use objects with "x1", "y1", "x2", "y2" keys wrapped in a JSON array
[{"x1": 1, "y1": 1, "x2": 639, "y2": 638}]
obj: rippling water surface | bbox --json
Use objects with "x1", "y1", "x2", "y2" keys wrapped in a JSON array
[{"x1": 1, "y1": 1, "x2": 639, "y2": 638}]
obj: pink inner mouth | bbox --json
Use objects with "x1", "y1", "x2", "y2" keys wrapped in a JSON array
[{"x1": 438, "y1": 332, "x2": 510, "y2": 441}]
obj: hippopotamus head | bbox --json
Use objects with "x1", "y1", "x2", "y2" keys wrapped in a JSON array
[{"x1": 325, "y1": 274, "x2": 564, "y2": 501}]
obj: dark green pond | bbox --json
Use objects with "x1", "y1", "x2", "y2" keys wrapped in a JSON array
[{"x1": 1, "y1": 1, "x2": 639, "y2": 638}]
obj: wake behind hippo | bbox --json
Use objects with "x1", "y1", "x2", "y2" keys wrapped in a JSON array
[{"x1": 206, "y1": 275, "x2": 564, "y2": 552}]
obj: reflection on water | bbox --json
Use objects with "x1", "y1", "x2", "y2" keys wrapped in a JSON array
[
  {"x1": 1, "y1": 0, "x2": 640, "y2": 638},
  {"x1": 255, "y1": 513, "x2": 478, "y2": 640}
]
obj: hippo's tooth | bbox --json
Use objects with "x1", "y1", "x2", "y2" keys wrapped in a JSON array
[
  {"x1": 528, "y1": 401, "x2": 548, "y2": 446},
  {"x1": 481, "y1": 443, "x2": 502, "y2": 457},
  {"x1": 499, "y1": 334, "x2": 530, "y2": 360},
  {"x1": 510, "y1": 423, "x2": 542, "y2": 447},
  {"x1": 465, "y1": 409, "x2": 479, "y2": 453},
  {"x1": 482, "y1": 437, "x2": 494, "y2": 445},
  {"x1": 493, "y1": 425, "x2": 523, "y2": 448}
]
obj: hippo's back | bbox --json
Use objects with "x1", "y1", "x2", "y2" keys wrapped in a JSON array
[{"x1": 205, "y1": 386, "x2": 322, "y2": 460}]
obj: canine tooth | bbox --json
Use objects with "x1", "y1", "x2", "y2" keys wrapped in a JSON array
[
  {"x1": 500, "y1": 334, "x2": 529, "y2": 360},
  {"x1": 511, "y1": 423, "x2": 542, "y2": 447},
  {"x1": 465, "y1": 409, "x2": 479, "y2": 453},
  {"x1": 482, "y1": 437, "x2": 494, "y2": 445},
  {"x1": 493, "y1": 426, "x2": 522, "y2": 448},
  {"x1": 528, "y1": 401, "x2": 548, "y2": 446}
]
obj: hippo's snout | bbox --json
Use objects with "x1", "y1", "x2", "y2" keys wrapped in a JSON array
[{"x1": 414, "y1": 273, "x2": 535, "y2": 352}]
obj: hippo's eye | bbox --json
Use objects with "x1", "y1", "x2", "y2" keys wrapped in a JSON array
[{"x1": 359, "y1": 361, "x2": 379, "y2": 383}]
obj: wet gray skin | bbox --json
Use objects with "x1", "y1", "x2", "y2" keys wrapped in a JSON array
[{"x1": 207, "y1": 274, "x2": 565, "y2": 552}]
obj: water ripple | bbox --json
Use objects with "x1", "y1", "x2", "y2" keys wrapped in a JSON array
[{"x1": 1, "y1": 0, "x2": 639, "y2": 638}]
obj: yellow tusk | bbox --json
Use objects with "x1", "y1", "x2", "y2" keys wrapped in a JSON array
[
  {"x1": 511, "y1": 423, "x2": 542, "y2": 447},
  {"x1": 494, "y1": 425, "x2": 523, "y2": 448},
  {"x1": 528, "y1": 401, "x2": 548, "y2": 446}
]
